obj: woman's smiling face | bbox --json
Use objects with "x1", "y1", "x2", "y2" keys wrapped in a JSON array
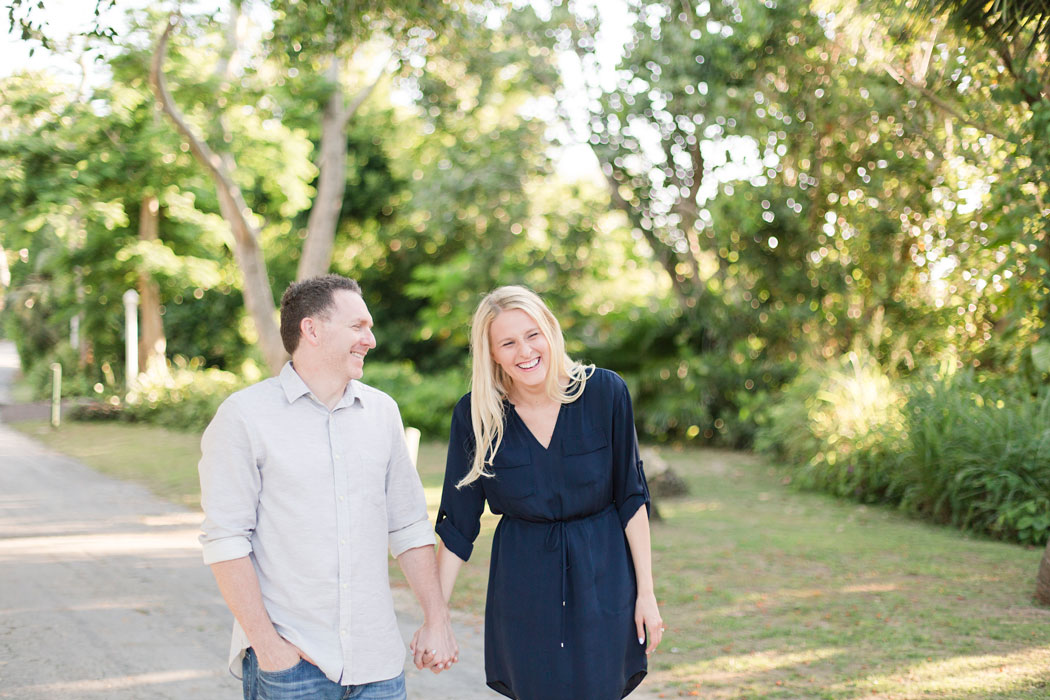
[{"x1": 488, "y1": 308, "x2": 550, "y2": 392}]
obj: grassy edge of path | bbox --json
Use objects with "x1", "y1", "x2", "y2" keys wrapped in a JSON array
[{"x1": 11, "y1": 419, "x2": 1050, "y2": 699}]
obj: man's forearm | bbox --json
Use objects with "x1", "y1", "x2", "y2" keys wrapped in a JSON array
[
  {"x1": 397, "y1": 545, "x2": 451, "y2": 624},
  {"x1": 210, "y1": 556, "x2": 291, "y2": 665},
  {"x1": 398, "y1": 544, "x2": 458, "y2": 671}
]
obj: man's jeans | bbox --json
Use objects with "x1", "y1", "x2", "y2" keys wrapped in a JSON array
[{"x1": 242, "y1": 648, "x2": 407, "y2": 700}]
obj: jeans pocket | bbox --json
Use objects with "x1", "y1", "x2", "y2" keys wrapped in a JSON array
[
  {"x1": 257, "y1": 659, "x2": 326, "y2": 700},
  {"x1": 349, "y1": 671, "x2": 406, "y2": 700}
]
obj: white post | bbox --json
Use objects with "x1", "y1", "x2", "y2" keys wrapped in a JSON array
[
  {"x1": 70, "y1": 314, "x2": 80, "y2": 354},
  {"x1": 123, "y1": 289, "x2": 140, "y2": 389},
  {"x1": 50, "y1": 363, "x2": 61, "y2": 428},
  {"x1": 404, "y1": 426, "x2": 421, "y2": 468}
]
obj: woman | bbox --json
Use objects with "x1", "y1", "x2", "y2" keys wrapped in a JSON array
[{"x1": 434, "y1": 285, "x2": 663, "y2": 699}]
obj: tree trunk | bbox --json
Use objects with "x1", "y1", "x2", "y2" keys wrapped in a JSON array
[
  {"x1": 1036, "y1": 538, "x2": 1050, "y2": 605},
  {"x1": 297, "y1": 55, "x2": 386, "y2": 281},
  {"x1": 150, "y1": 14, "x2": 288, "y2": 374},
  {"x1": 137, "y1": 195, "x2": 167, "y2": 376},
  {"x1": 297, "y1": 58, "x2": 347, "y2": 281}
]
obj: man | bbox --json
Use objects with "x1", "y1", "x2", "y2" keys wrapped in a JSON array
[{"x1": 198, "y1": 274, "x2": 457, "y2": 700}]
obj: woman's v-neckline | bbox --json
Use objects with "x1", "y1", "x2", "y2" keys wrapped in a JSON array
[{"x1": 511, "y1": 401, "x2": 562, "y2": 451}]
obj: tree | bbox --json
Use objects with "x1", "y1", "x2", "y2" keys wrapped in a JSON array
[
  {"x1": 148, "y1": 2, "x2": 453, "y2": 373},
  {"x1": 879, "y1": 0, "x2": 1050, "y2": 358},
  {"x1": 895, "y1": 0, "x2": 1050, "y2": 608}
]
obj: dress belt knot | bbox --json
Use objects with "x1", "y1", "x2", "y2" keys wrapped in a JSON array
[{"x1": 534, "y1": 504, "x2": 614, "y2": 650}]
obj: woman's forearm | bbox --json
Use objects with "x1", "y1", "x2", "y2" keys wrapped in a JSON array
[
  {"x1": 436, "y1": 541, "x2": 466, "y2": 604},
  {"x1": 624, "y1": 507, "x2": 655, "y2": 594}
]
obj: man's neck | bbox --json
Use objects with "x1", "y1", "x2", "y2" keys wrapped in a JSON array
[{"x1": 290, "y1": 358, "x2": 349, "y2": 410}]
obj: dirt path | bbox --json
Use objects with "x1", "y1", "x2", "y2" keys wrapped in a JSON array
[{"x1": 0, "y1": 341, "x2": 662, "y2": 699}]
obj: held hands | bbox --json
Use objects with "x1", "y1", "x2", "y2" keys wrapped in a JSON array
[
  {"x1": 635, "y1": 590, "x2": 664, "y2": 656},
  {"x1": 410, "y1": 618, "x2": 459, "y2": 674}
]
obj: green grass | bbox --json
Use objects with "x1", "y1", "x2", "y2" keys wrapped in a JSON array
[
  {"x1": 10, "y1": 376, "x2": 36, "y2": 403},
  {"x1": 14, "y1": 420, "x2": 204, "y2": 508},
  {"x1": 11, "y1": 421, "x2": 1050, "y2": 698}
]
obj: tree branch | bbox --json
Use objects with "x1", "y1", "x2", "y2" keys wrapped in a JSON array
[
  {"x1": 878, "y1": 58, "x2": 1017, "y2": 143},
  {"x1": 149, "y1": 12, "x2": 286, "y2": 374},
  {"x1": 340, "y1": 55, "x2": 391, "y2": 131},
  {"x1": 149, "y1": 14, "x2": 252, "y2": 224}
]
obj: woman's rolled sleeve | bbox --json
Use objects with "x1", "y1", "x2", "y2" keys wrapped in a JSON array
[
  {"x1": 609, "y1": 372, "x2": 651, "y2": 528},
  {"x1": 435, "y1": 397, "x2": 486, "y2": 562}
]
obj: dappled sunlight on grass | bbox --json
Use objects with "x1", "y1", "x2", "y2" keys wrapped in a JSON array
[
  {"x1": 656, "y1": 500, "x2": 723, "y2": 516},
  {"x1": 840, "y1": 581, "x2": 901, "y2": 594},
  {"x1": 841, "y1": 646, "x2": 1050, "y2": 698},
  {"x1": 670, "y1": 646, "x2": 844, "y2": 682}
]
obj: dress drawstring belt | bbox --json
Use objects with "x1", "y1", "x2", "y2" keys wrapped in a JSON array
[
  {"x1": 540, "y1": 503, "x2": 616, "y2": 650},
  {"x1": 544, "y1": 521, "x2": 570, "y2": 648}
]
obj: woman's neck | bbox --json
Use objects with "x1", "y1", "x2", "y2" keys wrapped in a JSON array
[{"x1": 508, "y1": 377, "x2": 565, "y2": 409}]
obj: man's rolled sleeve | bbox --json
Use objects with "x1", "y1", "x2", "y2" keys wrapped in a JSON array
[
  {"x1": 383, "y1": 400, "x2": 434, "y2": 557},
  {"x1": 389, "y1": 517, "x2": 435, "y2": 558},
  {"x1": 201, "y1": 535, "x2": 253, "y2": 566},
  {"x1": 198, "y1": 399, "x2": 261, "y2": 565}
]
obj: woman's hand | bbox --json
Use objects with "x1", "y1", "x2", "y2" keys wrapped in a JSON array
[
  {"x1": 634, "y1": 590, "x2": 664, "y2": 655},
  {"x1": 410, "y1": 620, "x2": 459, "y2": 673}
]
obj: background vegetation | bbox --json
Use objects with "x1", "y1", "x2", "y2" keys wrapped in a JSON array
[{"x1": 1, "y1": 0, "x2": 1047, "y2": 551}]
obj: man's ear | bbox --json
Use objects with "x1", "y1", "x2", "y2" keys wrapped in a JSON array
[{"x1": 299, "y1": 316, "x2": 322, "y2": 347}]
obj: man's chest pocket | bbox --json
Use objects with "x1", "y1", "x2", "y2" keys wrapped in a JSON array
[
  {"x1": 561, "y1": 428, "x2": 609, "y2": 487},
  {"x1": 348, "y1": 451, "x2": 390, "y2": 508}
]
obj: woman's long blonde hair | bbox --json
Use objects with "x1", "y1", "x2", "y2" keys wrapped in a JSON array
[{"x1": 457, "y1": 286, "x2": 593, "y2": 488}]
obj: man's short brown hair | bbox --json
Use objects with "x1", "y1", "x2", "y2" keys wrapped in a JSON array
[{"x1": 279, "y1": 275, "x2": 362, "y2": 354}]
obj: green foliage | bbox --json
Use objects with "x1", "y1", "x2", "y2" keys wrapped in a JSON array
[
  {"x1": 755, "y1": 351, "x2": 905, "y2": 501},
  {"x1": 71, "y1": 360, "x2": 248, "y2": 433},
  {"x1": 758, "y1": 356, "x2": 1050, "y2": 545},
  {"x1": 362, "y1": 361, "x2": 469, "y2": 438},
  {"x1": 896, "y1": 371, "x2": 1050, "y2": 544}
]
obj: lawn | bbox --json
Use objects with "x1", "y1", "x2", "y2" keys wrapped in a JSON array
[{"x1": 13, "y1": 420, "x2": 1050, "y2": 698}]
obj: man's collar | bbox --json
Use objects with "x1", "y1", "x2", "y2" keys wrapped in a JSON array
[{"x1": 279, "y1": 362, "x2": 362, "y2": 409}]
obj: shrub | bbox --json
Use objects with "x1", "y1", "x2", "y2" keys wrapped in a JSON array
[
  {"x1": 362, "y1": 361, "x2": 469, "y2": 439},
  {"x1": 71, "y1": 358, "x2": 248, "y2": 433},
  {"x1": 755, "y1": 351, "x2": 905, "y2": 502},
  {"x1": 896, "y1": 371, "x2": 1050, "y2": 545},
  {"x1": 757, "y1": 354, "x2": 1050, "y2": 545},
  {"x1": 624, "y1": 349, "x2": 793, "y2": 447}
]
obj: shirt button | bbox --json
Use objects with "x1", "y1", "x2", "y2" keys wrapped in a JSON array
[
  {"x1": 338, "y1": 496, "x2": 345, "y2": 502},
  {"x1": 341, "y1": 629, "x2": 347, "y2": 636},
  {"x1": 340, "y1": 539, "x2": 347, "y2": 545}
]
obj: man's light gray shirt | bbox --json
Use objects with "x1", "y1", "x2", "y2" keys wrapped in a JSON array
[{"x1": 198, "y1": 362, "x2": 433, "y2": 685}]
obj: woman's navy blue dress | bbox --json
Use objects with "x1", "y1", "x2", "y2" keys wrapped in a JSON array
[{"x1": 436, "y1": 368, "x2": 650, "y2": 700}]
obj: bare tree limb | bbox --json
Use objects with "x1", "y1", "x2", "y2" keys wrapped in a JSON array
[
  {"x1": 149, "y1": 12, "x2": 287, "y2": 373},
  {"x1": 341, "y1": 56, "x2": 390, "y2": 131},
  {"x1": 298, "y1": 57, "x2": 348, "y2": 280}
]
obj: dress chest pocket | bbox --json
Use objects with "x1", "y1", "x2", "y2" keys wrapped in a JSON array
[
  {"x1": 491, "y1": 446, "x2": 535, "y2": 499},
  {"x1": 561, "y1": 428, "x2": 609, "y2": 487}
]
